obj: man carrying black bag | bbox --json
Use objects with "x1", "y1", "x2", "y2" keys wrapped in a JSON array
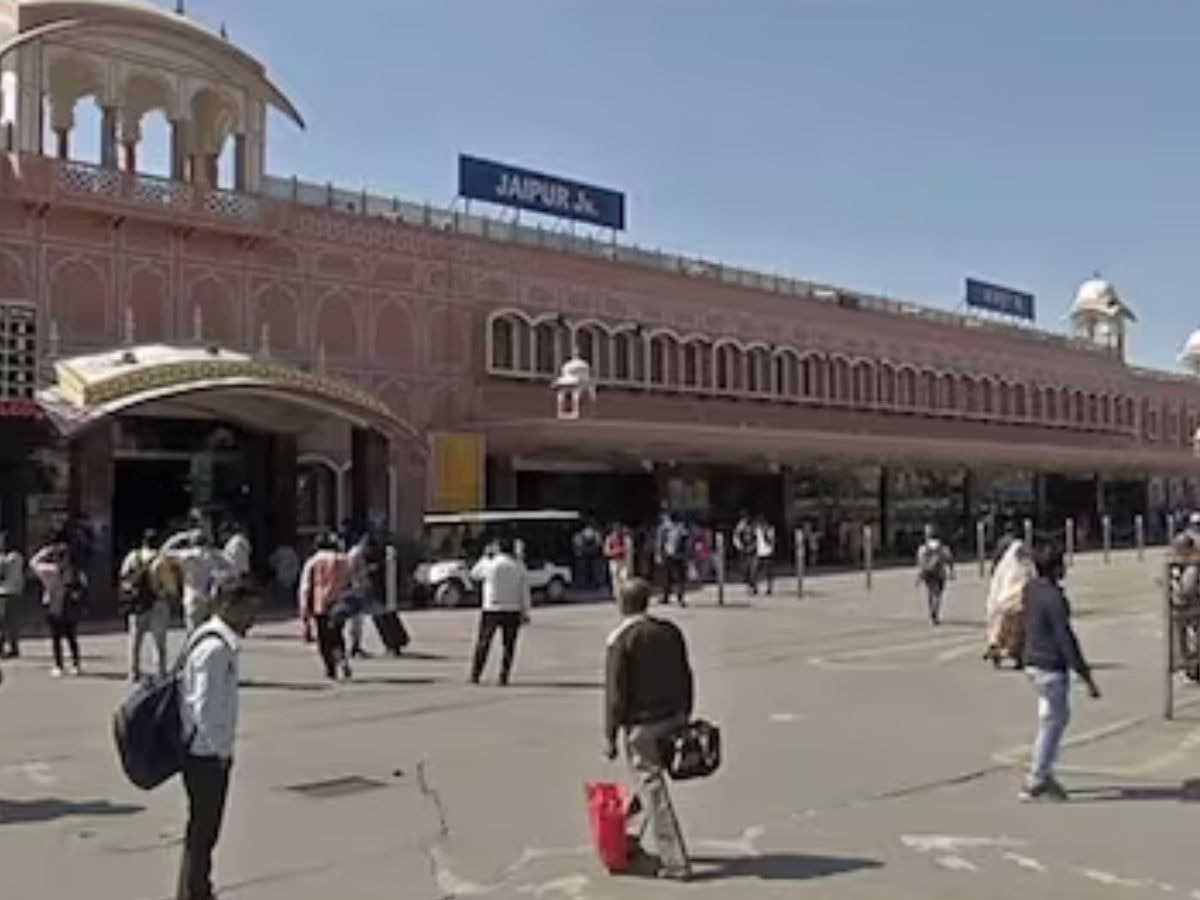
[{"x1": 604, "y1": 578, "x2": 694, "y2": 881}]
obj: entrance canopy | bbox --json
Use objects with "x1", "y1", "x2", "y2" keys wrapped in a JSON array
[{"x1": 38, "y1": 344, "x2": 399, "y2": 435}]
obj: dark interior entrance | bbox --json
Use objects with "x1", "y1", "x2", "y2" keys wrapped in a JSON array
[{"x1": 113, "y1": 458, "x2": 192, "y2": 557}]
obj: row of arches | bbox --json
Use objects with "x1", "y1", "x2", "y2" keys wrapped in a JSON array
[{"x1": 486, "y1": 310, "x2": 1188, "y2": 441}]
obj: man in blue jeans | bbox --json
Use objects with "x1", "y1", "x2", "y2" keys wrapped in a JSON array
[{"x1": 1020, "y1": 543, "x2": 1101, "y2": 801}]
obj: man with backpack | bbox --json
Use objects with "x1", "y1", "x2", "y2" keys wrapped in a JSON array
[
  {"x1": 732, "y1": 513, "x2": 756, "y2": 593},
  {"x1": 916, "y1": 526, "x2": 954, "y2": 626},
  {"x1": 121, "y1": 530, "x2": 171, "y2": 682},
  {"x1": 177, "y1": 579, "x2": 257, "y2": 900}
]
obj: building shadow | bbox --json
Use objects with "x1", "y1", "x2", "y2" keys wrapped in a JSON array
[
  {"x1": 688, "y1": 853, "x2": 883, "y2": 882},
  {"x1": 238, "y1": 678, "x2": 331, "y2": 693},
  {"x1": 511, "y1": 679, "x2": 602, "y2": 691},
  {"x1": 1069, "y1": 780, "x2": 1200, "y2": 803},
  {"x1": 0, "y1": 798, "x2": 144, "y2": 825},
  {"x1": 348, "y1": 676, "x2": 440, "y2": 687}
]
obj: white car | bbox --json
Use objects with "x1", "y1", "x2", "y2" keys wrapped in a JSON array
[{"x1": 414, "y1": 556, "x2": 572, "y2": 608}]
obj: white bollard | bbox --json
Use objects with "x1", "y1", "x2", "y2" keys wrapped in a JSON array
[
  {"x1": 1136, "y1": 514, "x2": 1145, "y2": 561},
  {"x1": 1065, "y1": 518, "x2": 1075, "y2": 569},
  {"x1": 715, "y1": 532, "x2": 726, "y2": 606},
  {"x1": 863, "y1": 524, "x2": 874, "y2": 591},
  {"x1": 385, "y1": 544, "x2": 398, "y2": 611},
  {"x1": 795, "y1": 527, "x2": 806, "y2": 598},
  {"x1": 976, "y1": 519, "x2": 986, "y2": 579},
  {"x1": 1103, "y1": 514, "x2": 1112, "y2": 563},
  {"x1": 1023, "y1": 518, "x2": 1034, "y2": 548}
]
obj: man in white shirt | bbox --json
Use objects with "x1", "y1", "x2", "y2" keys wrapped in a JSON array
[
  {"x1": 222, "y1": 525, "x2": 252, "y2": 583},
  {"x1": 0, "y1": 531, "x2": 25, "y2": 658},
  {"x1": 751, "y1": 517, "x2": 777, "y2": 596},
  {"x1": 469, "y1": 537, "x2": 531, "y2": 686},
  {"x1": 162, "y1": 528, "x2": 234, "y2": 634},
  {"x1": 177, "y1": 580, "x2": 257, "y2": 900}
]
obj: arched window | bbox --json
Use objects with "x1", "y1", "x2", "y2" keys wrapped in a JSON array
[
  {"x1": 1045, "y1": 387, "x2": 1058, "y2": 422},
  {"x1": 297, "y1": 460, "x2": 340, "y2": 539},
  {"x1": 899, "y1": 368, "x2": 917, "y2": 408},
  {"x1": 1088, "y1": 394, "x2": 1099, "y2": 427},
  {"x1": 716, "y1": 343, "x2": 743, "y2": 392},
  {"x1": 746, "y1": 346, "x2": 771, "y2": 394},
  {"x1": 998, "y1": 382, "x2": 1011, "y2": 418},
  {"x1": 574, "y1": 325, "x2": 611, "y2": 381},
  {"x1": 776, "y1": 351, "x2": 801, "y2": 397},
  {"x1": 1013, "y1": 384, "x2": 1027, "y2": 419},
  {"x1": 490, "y1": 315, "x2": 515, "y2": 371},
  {"x1": 802, "y1": 355, "x2": 827, "y2": 400},
  {"x1": 682, "y1": 342, "x2": 700, "y2": 389},
  {"x1": 852, "y1": 361, "x2": 876, "y2": 406},
  {"x1": 1072, "y1": 391, "x2": 1085, "y2": 426},
  {"x1": 980, "y1": 380, "x2": 994, "y2": 416},
  {"x1": 1030, "y1": 385, "x2": 1042, "y2": 420},
  {"x1": 1100, "y1": 395, "x2": 1112, "y2": 427},
  {"x1": 879, "y1": 364, "x2": 897, "y2": 406},
  {"x1": 921, "y1": 370, "x2": 938, "y2": 411},
  {"x1": 942, "y1": 374, "x2": 958, "y2": 412},
  {"x1": 832, "y1": 357, "x2": 852, "y2": 403},
  {"x1": 535, "y1": 320, "x2": 567, "y2": 376},
  {"x1": 649, "y1": 333, "x2": 679, "y2": 388},
  {"x1": 960, "y1": 376, "x2": 977, "y2": 415}
]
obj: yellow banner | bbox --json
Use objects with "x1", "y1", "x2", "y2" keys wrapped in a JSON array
[{"x1": 429, "y1": 432, "x2": 485, "y2": 512}]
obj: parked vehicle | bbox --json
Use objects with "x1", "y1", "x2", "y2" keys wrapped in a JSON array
[{"x1": 414, "y1": 510, "x2": 579, "y2": 607}]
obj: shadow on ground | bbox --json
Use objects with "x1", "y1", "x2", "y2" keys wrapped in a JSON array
[
  {"x1": 687, "y1": 853, "x2": 883, "y2": 882},
  {"x1": 1071, "y1": 780, "x2": 1200, "y2": 803},
  {"x1": 0, "y1": 798, "x2": 144, "y2": 825}
]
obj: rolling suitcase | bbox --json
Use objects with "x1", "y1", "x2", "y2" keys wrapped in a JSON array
[{"x1": 373, "y1": 611, "x2": 409, "y2": 655}]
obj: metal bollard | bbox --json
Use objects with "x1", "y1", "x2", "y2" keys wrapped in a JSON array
[
  {"x1": 1065, "y1": 518, "x2": 1075, "y2": 569},
  {"x1": 864, "y1": 524, "x2": 874, "y2": 591},
  {"x1": 795, "y1": 527, "x2": 806, "y2": 598},
  {"x1": 1165, "y1": 560, "x2": 1175, "y2": 720},
  {"x1": 385, "y1": 544, "x2": 398, "y2": 611},
  {"x1": 1136, "y1": 514, "x2": 1145, "y2": 561},
  {"x1": 976, "y1": 519, "x2": 986, "y2": 579},
  {"x1": 715, "y1": 532, "x2": 726, "y2": 606},
  {"x1": 1103, "y1": 514, "x2": 1112, "y2": 563},
  {"x1": 1023, "y1": 518, "x2": 1033, "y2": 548},
  {"x1": 1168, "y1": 513, "x2": 1176, "y2": 547}
]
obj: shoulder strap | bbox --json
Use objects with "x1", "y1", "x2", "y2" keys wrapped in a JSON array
[{"x1": 173, "y1": 630, "x2": 232, "y2": 675}]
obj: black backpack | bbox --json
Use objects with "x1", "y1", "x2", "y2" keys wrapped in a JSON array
[
  {"x1": 660, "y1": 719, "x2": 722, "y2": 781},
  {"x1": 113, "y1": 632, "x2": 228, "y2": 790}
]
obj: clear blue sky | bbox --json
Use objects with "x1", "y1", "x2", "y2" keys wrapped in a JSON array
[{"x1": 168, "y1": 0, "x2": 1200, "y2": 369}]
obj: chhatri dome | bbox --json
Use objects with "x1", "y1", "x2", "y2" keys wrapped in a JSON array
[{"x1": 1070, "y1": 274, "x2": 1135, "y2": 359}]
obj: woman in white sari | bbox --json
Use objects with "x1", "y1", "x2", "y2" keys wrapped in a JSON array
[{"x1": 984, "y1": 540, "x2": 1036, "y2": 668}]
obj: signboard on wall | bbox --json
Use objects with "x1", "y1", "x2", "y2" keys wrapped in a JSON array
[
  {"x1": 965, "y1": 278, "x2": 1035, "y2": 322},
  {"x1": 458, "y1": 154, "x2": 626, "y2": 230},
  {"x1": 429, "y1": 432, "x2": 486, "y2": 512}
]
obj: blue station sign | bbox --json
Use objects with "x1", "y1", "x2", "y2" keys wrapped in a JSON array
[
  {"x1": 965, "y1": 278, "x2": 1035, "y2": 322},
  {"x1": 458, "y1": 155, "x2": 626, "y2": 230}
]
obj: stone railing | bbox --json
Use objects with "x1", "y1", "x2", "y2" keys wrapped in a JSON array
[{"x1": 3, "y1": 154, "x2": 264, "y2": 232}]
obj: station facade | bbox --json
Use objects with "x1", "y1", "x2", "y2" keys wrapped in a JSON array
[{"x1": 3, "y1": 0, "x2": 1200, "y2": 596}]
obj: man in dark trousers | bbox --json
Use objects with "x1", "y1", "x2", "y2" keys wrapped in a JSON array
[
  {"x1": 469, "y1": 537, "x2": 530, "y2": 686},
  {"x1": 604, "y1": 578, "x2": 694, "y2": 880},
  {"x1": 1020, "y1": 543, "x2": 1100, "y2": 802},
  {"x1": 177, "y1": 580, "x2": 257, "y2": 900}
]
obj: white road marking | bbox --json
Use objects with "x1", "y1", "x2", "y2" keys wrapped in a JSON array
[
  {"x1": 935, "y1": 855, "x2": 980, "y2": 873},
  {"x1": 1003, "y1": 852, "x2": 1047, "y2": 873},
  {"x1": 769, "y1": 712, "x2": 801, "y2": 723},
  {"x1": 901, "y1": 834, "x2": 1023, "y2": 854},
  {"x1": 1080, "y1": 868, "x2": 1149, "y2": 889},
  {"x1": 518, "y1": 875, "x2": 591, "y2": 897},
  {"x1": 2, "y1": 761, "x2": 58, "y2": 786},
  {"x1": 430, "y1": 846, "x2": 490, "y2": 896},
  {"x1": 992, "y1": 718, "x2": 1139, "y2": 767}
]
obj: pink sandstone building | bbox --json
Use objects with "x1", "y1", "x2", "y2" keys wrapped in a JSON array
[{"x1": 3, "y1": 0, "x2": 1200, "y2": 600}]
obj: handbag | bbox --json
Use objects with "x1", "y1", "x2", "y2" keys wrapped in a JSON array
[
  {"x1": 584, "y1": 781, "x2": 629, "y2": 873},
  {"x1": 660, "y1": 719, "x2": 721, "y2": 781}
]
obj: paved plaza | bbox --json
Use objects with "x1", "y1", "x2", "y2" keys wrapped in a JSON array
[{"x1": 1, "y1": 550, "x2": 1198, "y2": 900}]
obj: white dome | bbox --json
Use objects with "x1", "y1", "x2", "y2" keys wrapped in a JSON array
[
  {"x1": 1072, "y1": 278, "x2": 1120, "y2": 315},
  {"x1": 1180, "y1": 329, "x2": 1200, "y2": 365}
]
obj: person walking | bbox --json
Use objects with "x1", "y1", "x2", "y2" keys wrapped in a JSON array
[
  {"x1": 984, "y1": 539, "x2": 1036, "y2": 667},
  {"x1": 176, "y1": 580, "x2": 257, "y2": 900},
  {"x1": 29, "y1": 538, "x2": 84, "y2": 676},
  {"x1": 119, "y1": 529, "x2": 171, "y2": 682},
  {"x1": 655, "y1": 511, "x2": 689, "y2": 607},
  {"x1": 0, "y1": 531, "x2": 25, "y2": 658},
  {"x1": 162, "y1": 527, "x2": 233, "y2": 635},
  {"x1": 915, "y1": 526, "x2": 954, "y2": 625},
  {"x1": 268, "y1": 543, "x2": 300, "y2": 611},
  {"x1": 751, "y1": 516, "x2": 776, "y2": 596},
  {"x1": 298, "y1": 534, "x2": 352, "y2": 680},
  {"x1": 346, "y1": 532, "x2": 387, "y2": 659},
  {"x1": 469, "y1": 537, "x2": 530, "y2": 686},
  {"x1": 603, "y1": 524, "x2": 631, "y2": 597},
  {"x1": 221, "y1": 524, "x2": 252, "y2": 588},
  {"x1": 603, "y1": 577, "x2": 695, "y2": 881},
  {"x1": 1020, "y1": 544, "x2": 1100, "y2": 801},
  {"x1": 732, "y1": 513, "x2": 756, "y2": 592}
]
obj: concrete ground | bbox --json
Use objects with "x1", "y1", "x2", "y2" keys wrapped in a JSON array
[{"x1": 1, "y1": 549, "x2": 1199, "y2": 900}]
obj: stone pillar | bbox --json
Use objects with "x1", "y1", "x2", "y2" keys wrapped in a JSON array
[
  {"x1": 170, "y1": 119, "x2": 190, "y2": 181},
  {"x1": 233, "y1": 133, "x2": 247, "y2": 192},
  {"x1": 54, "y1": 127, "x2": 69, "y2": 160},
  {"x1": 122, "y1": 140, "x2": 137, "y2": 173},
  {"x1": 68, "y1": 422, "x2": 115, "y2": 612},
  {"x1": 351, "y1": 427, "x2": 391, "y2": 535},
  {"x1": 99, "y1": 106, "x2": 118, "y2": 169}
]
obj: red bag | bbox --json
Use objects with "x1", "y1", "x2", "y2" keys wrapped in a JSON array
[{"x1": 585, "y1": 781, "x2": 629, "y2": 873}]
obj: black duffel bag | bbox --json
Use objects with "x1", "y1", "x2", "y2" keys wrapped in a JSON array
[{"x1": 660, "y1": 719, "x2": 721, "y2": 781}]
